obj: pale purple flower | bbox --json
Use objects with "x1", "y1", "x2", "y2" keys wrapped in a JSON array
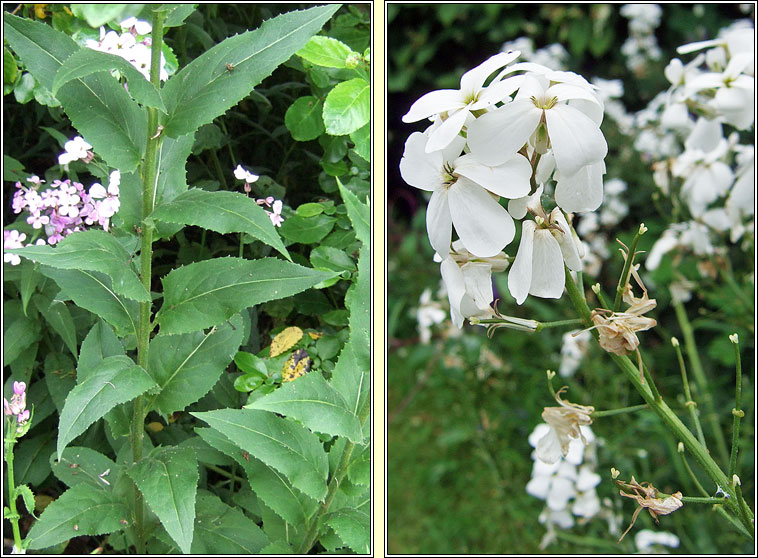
[
  {"x1": 58, "y1": 136, "x2": 93, "y2": 166},
  {"x1": 3, "y1": 230, "x2": 27, "y2": 265}
]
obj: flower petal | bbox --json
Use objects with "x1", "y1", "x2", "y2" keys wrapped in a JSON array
[
  {"x1": 529, "y1": 230, "x2": 565, "y2": 299},
  {"x1": 402, "y1": 89, "x2": 466, "y2": 123},
  {"x1": 467, "y1": 101, "x2": 542, "y2": 166},
  {"x1": 453, "y1": 153, "x2": 531, "y2": 199},
  {"x1": 461, "y1": 261, "x2": 494, "y2": 310},
  {"x1": 448, "y1": 178, "x2": 515, "y2": 257},
  {"x1": 550, "y1": 208, "x2": 583, "y2": 271},
  {"x1": 399, "y1": 132, "x2": 443, "y2": 192},
  {"x1": 425, "y1": 107, "x2": 470, "y2": 152},
  {"x1": 426, "y1": 188, "x2": 452, "y2": 257},
  {"x1": 440, "y1": 256, "x2": 466, "y2": 328},
  {"x1": 536, "y1": 428, "x2": 564, "y2": 465},
  {"x1": 460, "y1": 50, "x2": 520, "y2": 94},
  {"x1": 545, "y1": 104, "x2": 607, "y2": 177},
  {"x1": 555, "y1": 160, "x2": 605, "y2": 213},
  {"x1": 508, "y1": 220, "x2": 536, "y2": 305}
]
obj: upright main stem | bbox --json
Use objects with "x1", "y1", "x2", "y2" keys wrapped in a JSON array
[
  {"x1": 131, "y1": 10, "x2": 165, "y2": 554},
  {"x1": 563, "y1": 266, "x2": 753, "y2": 534}
]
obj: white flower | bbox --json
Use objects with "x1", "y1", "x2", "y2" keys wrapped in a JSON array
[
  {"x1": 508, "y1": 206, "x2": 583, "y2": 305},
  {"x1": 401, "y1": 51, "x2": 521, "y2": 152},
  {"x1": 416, "y1": 288, "x2": 447, "y2": 344},
  {"x1": 559, "y1": 329, "x2": 591, "y2": 378},
  {"x1": 436, "y1": 241, "x2": 509, "y2": 328},
  {"x1": 234, "y1": 164, "x2": 259, "y2": 184},
  {"x1": 468, "y1": 73, "x2": 606, "y2": 177},
  {"x1": 634, "y1": 529, "x2": 680, "y2": 553},
  {"x1": 58, "y1": 136, "x2": 92, "y2": 166},
  {"x1": 120, "y1": 17, "x2": 152, "y2": 35},
  {"x1": 400, "y1": 130, "x2": 530, "y2": 257}
]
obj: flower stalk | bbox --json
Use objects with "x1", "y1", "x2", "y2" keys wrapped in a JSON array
[
  {"x1": 131, "y1": 8, "x2": 166, "y2": 554},
  {"x1": 728, "y1": 334, "x2": 743, "y2": 480}
]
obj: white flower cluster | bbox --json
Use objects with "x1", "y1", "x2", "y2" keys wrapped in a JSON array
[
  {"x1": 636, "y1": 21, "x2": 755, "y2": 275},
  {"x1": 85, "y1": 17, "x2": 168, "y2": 81},
  {"x1": 526, "y1": 423, "x2": 603, "y2": 547},
  {"x1": 400, "y1": 52, "x2": 609, "y2": 324},
  {"x1": 620, "y1": 4, "x2": 663, "y2": 74}
]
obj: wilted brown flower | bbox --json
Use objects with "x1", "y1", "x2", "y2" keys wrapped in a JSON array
[
  {"x1": 535, "y1": 387, "x2": 594, "y2": 464},
  {"x1": 616, "y1": 476, "x2": 683, "y2": 542}
]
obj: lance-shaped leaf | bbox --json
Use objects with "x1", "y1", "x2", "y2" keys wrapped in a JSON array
[
  {"x1": 246, "y1": 371, "x2": 363, "y2": 443},
  {"x1": 191, "y1": 491, "x2": 269, "y2": 554},
  {"x1": 326, "y1": 506, "x2": 370, "y2": 554},
  {"x1": 126, "y1": 447, "x2": 198, "y2": 554},
  {"x1": 337, "y1": 178, "x2": 369, "y2": 246},
  {"x1": 327, "y1": 341, "x2": 368, "y2": 424},
  {"x1": 146, "y1": 315, "x2": 244, "y2": 416},
  {"x1": 191, "y1": 408, "x2": 328, "y2": 502},
  {"x1": 25, "y1": 483, "x2": 129, "y2": 550},
  {"x1": 50, "y1": 447, "x2": 120, "y2": 491},
  {"x1": 52, "y1": 48, "x2": 165, "y2": 111},
  {"x1": 38, "y1": 266, "x2": 139, "y2": 339},
  {"x1": 149, "y1": 189, "x2": 290, "y2": 260},
  {"x1": 196, "y1": 427, "x2": 318, "y2": 526},
  {"x1": 3, "y1": 14, "x2": 146, "y2": 172},
  {"x1": 57, "y1": 355, "x2": 157, "y2": 458},
  {"x1": 156, "y1": 257, "x2": 338, "y2": 335},
  {"x1": 161, "y1": 4, "x2": 340, "y2": 138},
  {"x1": 7, "y1": 230, "x2": 150, "y2": 302},
  {"x1": 77, "y1": 321, "x2": 125, "y2": 382}
]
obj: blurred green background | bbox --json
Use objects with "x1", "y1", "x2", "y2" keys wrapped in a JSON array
[{"x1": 386, "y1": 4, "x2": 754, "y2": 554}]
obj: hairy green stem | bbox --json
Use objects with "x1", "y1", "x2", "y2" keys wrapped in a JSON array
[
  {"x1": 4, "y1": 436, "x2": 24, "y2": 552},
  {"x1": 564, "y1": 265, "x2": 753, "y2": 535},
  {"x1": 296, "y1": 399, "x2": 370, "y2": 553},
  {"x1": 131, "y1": 9, "x2": 166, "y2": 554},
  {"x1": 672, "y1": 298, "x2": 730, "y2": 468}
]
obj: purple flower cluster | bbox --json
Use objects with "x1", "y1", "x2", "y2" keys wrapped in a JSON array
[
  {"x1": 255, "y1": 196, "x2": 285, "y2": 228},
  {"x1": 4, "y1": 381, "x2": 29, "y2": 427},
  {"x1": 9, "y1": 172, "x2": 121, "y2": 254}
]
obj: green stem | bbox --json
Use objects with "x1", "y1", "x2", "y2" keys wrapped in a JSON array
[
  {"x1": 535, "y1": 318, "x2": 585, "y2": 331},
  {"x1": 612, "y1": 225, "x2": 645, "y2": 312},
  {"x1": 296, "y1": 399, "x2": 370, "y2": 554},
  {"x1": 564, "y1": 266, "x2": 753, "y2": 535},
  {"x1": 728, "y1": 335, "x2": 743, "y2": 480},
  {"x1": 131, "y1": 10, "x2": 166, "y2": 554},
  {"x1": 672, "y1": 298, "x2": 730, "y2": 468},
  {"x1": 672, "y1": 337, "x2": 708, "y2": 450},
  {"x1": 679, "y1": 448, "x2": 709, "y2": 497},
  {"x1": 4, "y1": 435, "x2": 24, "y2": 553},
  {"x1": 592, "y1": 403, "x2": 649, "y2": 419}
]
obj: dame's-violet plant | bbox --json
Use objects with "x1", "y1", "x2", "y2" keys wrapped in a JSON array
[{"x1": 400, "y1": 41, "x2": 753, "y2": 546}]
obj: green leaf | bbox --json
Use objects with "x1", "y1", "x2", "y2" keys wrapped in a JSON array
[
  {"x1": 337, "y1": 178, "x2": 369, "y2": 245},
  {"x1": 126, "y1": 447, "x2": 198, "y2": 554},
  {"x1": 52, "y1": 48, "x2": 165, "y2": 111},
  {"x1": 326, "y1": 506, "x2": 370, "y2": 554},
  {"x1": 13, "y1": 433, "x2": 55, "y2": 487},
  {"x1": 25, "y1": 483, "x2": 129, "y2": 550},
  {"x1": 50, "y1": 447, "x2": 119, "y2": 491},
  {"x1": 191, "y1": 408, "x2": 328, "y2": 501},
  {"x1": 149, "y1": 189, "x2": 290, "y2": 260},
  {"x1": 297, "y1": 36, "x2": 355, "y2": 68},
  {"x1": 196, "y1": 427, "x2": 318, "y2": 526},
  {"x1": 57, "y1": 355, "x2": 157, "y2": 458},
  {"x1": 38, "y1": 267, "x2": 140, "y2": 339},
  {"x1": 3, "y1": 306, "x2": 42, "y2": 367},
  {"x1": 350, "y1": 122, "x2": 370, "y2": 162},
  {"x1": 4, "y1": 46, "x2": 18, "y2": 84},
  {"x1": 146, "y1": 315, "x2": 243, "y2": 416},
  {"x1": 18, "y1": 259, "x2": 43, "y2": 315},
  {"x1": 161, "y1": 4, "x2": 340, "y2": 138},
  {"x1": 16, "y1": 484, "x2": 36, "y2": 518},
  {"x1": 323, "y1": 77, "x2": 370, "y2": 136},
  {"x1": 330, "y1": 341, "x2": 368, "y2": 420},
  {"x1": 346, "y1": 243, "x2": 370, "y2": 370},
  {"x1": 246, "y1": 371, "x2": 363, "y2": 443},
  {"x1": 191, "y1": 491, "x2": 269, "y2": 553},
  {"x1": 285, "y1": 96, "x2": 325, "y2": 141},
  {"x1": 7, "y1": 230, "x2": 149, "y2": 302},
  {"x1": 279, "y1": 214, "x2": 336, "y2": 244},
  {"x1": 3, "y1": 14, "x2": 146, "y2": 172},
  {"x1": 310, "y1": 245, "x2": 356, "y2": 273},
  {"x1": 77, "y1": 321, "x2": 125, "y2": 383},
  {"x1": 35, "y1": 297, "x2": 79, "y2": 359},
  {"x1": 162, "y1": 4, "x2": 197, "y2": 28},
  {"x1": 69, "y1": 4, "x2": 138, "y2": 27},
  {"x1": 156, "y1": 257, "x2": 337, "y2": 335}
]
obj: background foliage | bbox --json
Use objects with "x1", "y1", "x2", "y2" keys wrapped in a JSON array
[{"x1": 387, "y1": 4, "x2": 754, "y2": 554}]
